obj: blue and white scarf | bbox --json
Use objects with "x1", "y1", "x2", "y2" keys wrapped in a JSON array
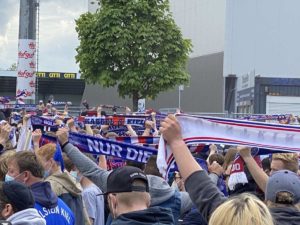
[
  {"x1": 31, "y1": 116, "x2": 56, "y2": 127},
  {"x1": 68, "y1": 132, "x2": 157, "y2": 163}
]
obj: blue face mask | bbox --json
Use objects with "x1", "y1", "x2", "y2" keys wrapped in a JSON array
[
  {"x1": 43, "y1": 170, "x2": 51, "y2": 179},
  {"x1": 43, "y1": 162, "x2": 53, "y2": 179},
  {"x1": 70, "y1": 171, "x2": 82, "y2": 182},
  {"x1": 5, "y1": 174, "x2": 15, "y2": 182},
  {"x1": 70, "y1": 171, "x2": 78, "y2": 180},
  {"x1": 5, "y1": 172, "x2": 23, "y2": 182}
]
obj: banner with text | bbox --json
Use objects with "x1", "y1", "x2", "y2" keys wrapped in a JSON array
[{"x1": 16, "y1": 39, "x2": 36, "y2": 100}]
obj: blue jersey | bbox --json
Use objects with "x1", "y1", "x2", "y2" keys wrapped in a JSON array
[{"x1": 35, "y1": 198, "x2": 75, "y2": 225}]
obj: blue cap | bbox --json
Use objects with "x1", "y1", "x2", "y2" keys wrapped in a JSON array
[{"x1": 265, "y1": 170, "x2": 300, "y2": 204}]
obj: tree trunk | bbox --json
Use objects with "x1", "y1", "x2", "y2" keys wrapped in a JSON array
[{"x1": 132, "y1": 92, "x2": 139, "y2": 112}]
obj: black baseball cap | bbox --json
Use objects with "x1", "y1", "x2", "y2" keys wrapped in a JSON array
[
  {"x1": 2, "y1": 181, "x2": 35, "y2": 211},
  {"x1": 103, "y1": 166, "x2": 149, "y2": 194}
]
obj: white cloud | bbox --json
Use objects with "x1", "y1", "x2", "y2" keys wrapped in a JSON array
[
  {"x1": 0, "y1": 0, "x2": 19, "y2": 69},
  {"x1": 38, "y1": 0, "x2": 87, "y2": 72},
  {"x1": 0, "y1": 0, "x2": 87, "y2": 72}
]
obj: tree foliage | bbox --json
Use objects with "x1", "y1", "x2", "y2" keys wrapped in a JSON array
[
  {"x1": 7, "y1": 63, "x2": 17, "y2": 71},
  {"x1": 76, "y1": 0, "x2": 192, "y2": 110}
]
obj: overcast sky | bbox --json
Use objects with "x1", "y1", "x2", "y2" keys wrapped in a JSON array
[{"x1": 0, "y1": 0, "x2": 87, "y2": 72}]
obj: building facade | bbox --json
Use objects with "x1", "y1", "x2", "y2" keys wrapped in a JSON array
[{"x1": 224, "y1": 0, "x2": 300, "y2": 114}]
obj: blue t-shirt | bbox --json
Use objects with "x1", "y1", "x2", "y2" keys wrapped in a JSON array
[
  {"x1": 35, "y1": 198, "x2": 75, "y2": 225},
  {"x1": 82, "y1": 184, "x2": 105, "y2": 225}
]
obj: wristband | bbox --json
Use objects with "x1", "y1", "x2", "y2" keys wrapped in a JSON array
[{"x1": 61, "y1": 141, "x2": 69, "y2": 149}]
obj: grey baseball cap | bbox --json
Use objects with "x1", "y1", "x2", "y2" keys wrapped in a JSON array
[{"x1": 265, "y1": 170, "x2": 300, "y2": 204}]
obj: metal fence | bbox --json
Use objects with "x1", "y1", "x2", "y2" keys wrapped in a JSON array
[{"x1": 54, "y1": 105, "x2": 265, "y2": 119}]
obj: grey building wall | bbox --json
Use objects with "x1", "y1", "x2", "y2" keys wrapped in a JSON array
[
  {"x1": 82, "y1": 52, "x2": 224, "y2": 112},
  {"x1": 254, "y1": 77, "x2": 300, "y2": 114}
]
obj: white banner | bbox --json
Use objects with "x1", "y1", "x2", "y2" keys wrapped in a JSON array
[
  {"x1": 138, "y1": 99, "x2": 145, "y2": 112},
  {"x1": 16, "y1": 39, "x2": 36, "y2": 101}
]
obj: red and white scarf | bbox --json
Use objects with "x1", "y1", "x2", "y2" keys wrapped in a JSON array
[{"x1": 228, "y1": 149, "x2": 262, "y2": 190}]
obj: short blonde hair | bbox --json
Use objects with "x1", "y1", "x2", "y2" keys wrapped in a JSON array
[
  {"x1": 36, "y1": 143, "x2": 56, "y2": 161},
  {"x1": 0, "y1": 150, "x2": 16, "y2": 181},
  {"x1": 209, "y1": 193, "x2": 274, "y2": 225},
  {"x1": 272, "y1": 153, "x2": 298, "y2": 173}
]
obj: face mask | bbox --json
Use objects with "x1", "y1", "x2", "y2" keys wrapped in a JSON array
[
  {"x1": 43, "y1": 170, "x2": 50, "y2": 179},
  {"x1": 70, "y1": 171, "x2": 82, "y2": 183},
  {"x1": 5, "y1": 174, "x2": 14, "y2": 182},
  {"x1": 5, "y1": 172, "x2": 23, "y2": 182},
  {"x1": 43, "y1": 162, "x2": 53, "y2": 179},
  {"x1": 70, "y1": 171, "x2": 77, "y2": 180}
]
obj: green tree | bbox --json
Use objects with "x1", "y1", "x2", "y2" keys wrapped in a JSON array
[
  {"x1": 76, "y1": 0, "x2": 192, "y2": 111},
  {"x1": 7, "y1": 63, "x2": 17, "y2": 71}
]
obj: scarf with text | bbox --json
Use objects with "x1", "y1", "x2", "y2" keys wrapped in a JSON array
[
  {"x1": 68, "y1": 132, "x2": 158, "y2": 163},
  {"x1": 157, "y1": 114, "x2": 300, "y2": 179}
]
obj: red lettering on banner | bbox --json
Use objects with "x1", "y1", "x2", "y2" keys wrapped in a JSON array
[
  {"x1": 28, "y1": 42, "x2": 36, "y2": 49},
  {"x1": 29, "y1": 80, "x2": 35, "y2": 88},
  {"x1": 29, "y1": 61, "x2": 35, "y2": 68},
  {"x1": 18, "y1": 70, "x2": 34, "y2": 78},
  {"x1": 25, "y1": 90, "x2": 33, "y2": 97},
  {"x1": 18, "y1": 51, "x2": 35, "y2": 59}
]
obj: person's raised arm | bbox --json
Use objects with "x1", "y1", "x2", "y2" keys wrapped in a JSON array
[
  {"x1": 32, "y1": 129, "x2": 42, "y2": 153},
  {"x1": 56, "y1": 128, "x2": 110, "y2": 192},
  {"x1": 160, "y1": 115, "x2": 227, "y2": 221},
  {"x1": 87, "y1": 124, "x2": 108, "y2": 170},
  {"x1": 142, "y1": 120, "x2": 154, "y2": 137},
  {"x1": 96, "y1": 105, "x2": 102, "y2": 117},
  {"x1": 151, "y1": 112, "x2": 159, "y2": 136},
  {"x1": 85, "y1": 124, "x2": 93, "y2": 135},
  {"x1": 67, "y1": 119, "x2": 78, "y2": 133},
  {"x1": 126, "y1": 124, "x2": 137, "y2": 137},
  {"x1": 238, "y1": 146, "x2": 269, "y2": 192},
  {"x1": 160, "y1": 114, "x2": 202, "y2": 178}
]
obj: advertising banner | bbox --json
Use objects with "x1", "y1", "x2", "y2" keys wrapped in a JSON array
[{"x1": 16, "y1": 39, "x2": 36, "y2": 101}]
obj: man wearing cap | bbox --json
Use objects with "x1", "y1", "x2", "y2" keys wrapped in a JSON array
[
  {"x1": 265, "y1": 170, "x2": 300, "y2": 225},
  {"x1": 56, "y1": 128, "x2": 192, "y2": 224},
  {"x1": 103, "y1": 166, "x2": 174, "y2": 224},
  {"x1": 0, "y1": 181, "x2": 46, "y2": 225}
]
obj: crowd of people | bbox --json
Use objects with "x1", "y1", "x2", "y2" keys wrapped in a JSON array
[{"x1": 0, "y1": 101, "x2": 299, "y2": 225}]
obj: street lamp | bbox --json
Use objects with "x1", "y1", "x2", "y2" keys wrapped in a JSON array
[{"x1": 178, "y1": 85, "x2": 184, "y2": 109}]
